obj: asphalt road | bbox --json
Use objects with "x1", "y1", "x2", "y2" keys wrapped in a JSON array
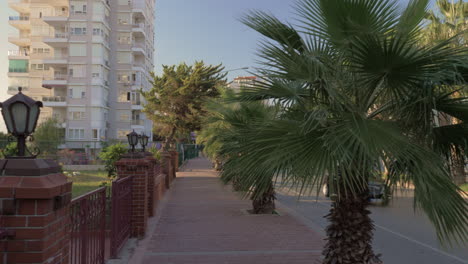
[{"x1": 276, "y1": 186, "x2": 468, "y2": 264}]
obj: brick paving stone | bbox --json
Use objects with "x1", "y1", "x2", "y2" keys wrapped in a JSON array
[{"x1": 138, "y1": 157, "x2": 324, "y2": 264}]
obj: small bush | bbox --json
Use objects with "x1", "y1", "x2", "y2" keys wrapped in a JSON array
[{"x1": 99, "y1": 143, "x2": 127, "y2": 179}]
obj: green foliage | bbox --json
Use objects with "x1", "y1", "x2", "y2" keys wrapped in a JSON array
[
  {"x1": 1, "y1": 142, "x2": 17, "y2": 158},
  {"x1": 33, "y1": 118, "x2": 64, "y2": 157},
  {"x1": 231, "y1": 0, "x2": 468, "y2": 248},
  {"x1": 142, "y1": 61, "x2": 227, "y2": 150},
  {"x1": 148, "y1": 146, "x2": 162, "y2": 161},
  {"x1": 98, "y1": 143, "x2": 127, "y2": 179}
]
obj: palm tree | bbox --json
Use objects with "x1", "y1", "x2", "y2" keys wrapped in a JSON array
[
  {"x1": 225, "y1": 0, "x2": 468, "y2": 263},
  {"x1": 422, "y1": 0, "x2": 468, "y2": 185},
  {"x1": 198, "y1": 89, "x2": 278, "y2": 214}
]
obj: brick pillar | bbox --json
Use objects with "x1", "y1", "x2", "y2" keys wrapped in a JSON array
[
  {"x1": 115, "y1": 153, "x2": 150, "y2": 238},
  {"x1": 161, "y1": 152, "x2": 173, "y2": 189},
  {"x1": 0, "y1": 159, "x2": 71, "y2": 264},
  {"x1": 142, "y1": 152, "x2": 156, "y2": 217}
]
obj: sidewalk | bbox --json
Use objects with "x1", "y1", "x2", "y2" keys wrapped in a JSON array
[{"x1": 130, "y1": 157, "x2": 324, "y2": 264}]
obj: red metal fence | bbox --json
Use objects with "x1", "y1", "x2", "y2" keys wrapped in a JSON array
[
  {"x1": 70, "y1": 187, "x2": 107, "y2": 264},
  {"x1": 111, "y1": 176, "x2": 133, "y2": 258}
]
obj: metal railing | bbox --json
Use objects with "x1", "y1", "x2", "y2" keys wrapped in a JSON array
[
  {"x1": 52, "y1": 73, "x2": 68, "y2": 80},
  {"x1": 8, "y1": 86, "x2": 28, "y2": 92},
  {"x1": 8, "y1": 50, "x2": 29, "y2": 56},
  {"x1": 54, "y1": 32, "x2": 69, "y2": 38},
  {"x1": 9, "y1": 16, "x2": 29, "y2": 21},
  {"x1": 131, "y1": 119, "x2": 144, "y2": 126},
  {"x1": 70, "y1": 187, "x2": 107, "y2": 264},
  {"x1": 42, "y1": 96, "x2": 66, "y2": 102},
  {"x1": 110, "y1": 177, "x2": 132, "y2": 258},
  {"x1": 132, "y1": 23, "x2": 145, "y2": 30}
]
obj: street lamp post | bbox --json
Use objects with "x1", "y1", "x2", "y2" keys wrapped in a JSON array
[
  {"x1": 140, "y1": 133, "x2": 149, "y2": 152},
  {"x1": 0, "y1": 87, "x2": 43, "y2": 157},
  {"x1": 127, "y1": 130, "x2": 139, "y2": 152}
]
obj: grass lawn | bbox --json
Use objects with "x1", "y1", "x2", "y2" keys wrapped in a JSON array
[
  {"x1": 67, "y1": 170, "x2": 111, "y2": 198},
  {"x1": 461, "y1": 183, "x2": 468, "y2": 193}
]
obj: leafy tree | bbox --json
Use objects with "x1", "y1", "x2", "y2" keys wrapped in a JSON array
[
  {"x1": 198, "y1": 88, "x2": 278, "y2": 214},
  {"x1": 99, "y1": 143, "x2": 127, "y2": 179},
  {"x1": 229, "y1": 0, "x2": 468, "y2": 263},
  {"x1": 33, "y1": 118, "x2": 64, "y2": 158},
  {"x1": 142, "y1": 61, "x2": 226, "y2": 151}
]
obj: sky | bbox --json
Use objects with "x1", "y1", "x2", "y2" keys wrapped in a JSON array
[{"x1": 0, "y1": 0, "x2": 427, "y2": 131}]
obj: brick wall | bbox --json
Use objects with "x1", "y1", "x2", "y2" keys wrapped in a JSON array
[
  {"x1": 0, "y1": 159, "x2": 71, "y2": 264},
  {"x1": 115, "y1": 156, "x2": 150, "y2": 238}
]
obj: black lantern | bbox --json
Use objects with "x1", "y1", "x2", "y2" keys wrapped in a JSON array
[
  {"x1": 140, "y1": 133, "x2": 149, "y2": 152},
  {"x1": 127, "y1": 130, "x2": 139, "y2": 152},
  {"x1": 0, "y1": 87, "x2": 43, "y2": 157}
]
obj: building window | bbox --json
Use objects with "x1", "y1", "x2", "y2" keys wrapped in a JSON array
[
  {"x1": 68, "y1": 128, "x2": 85, "y2": 140},
  {"x1": 71, "y1": 27, "x2": 87, "y2": 35},
  {"x1": 117, "y1": 130, "x2": 130, "y2": 139},
  {"x1": 92, "y1": 129, "x2": 99, "y2": 140},
  {"x1": 69, "y1": 111, "x2": 85, "y2": 120}
]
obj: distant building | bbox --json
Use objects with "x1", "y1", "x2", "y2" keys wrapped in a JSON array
[
  {"x1": 228, "y1": 76, "x2": 259, "y2": 92},
  {"x1": 7, "y1": 0, "x2": 155, "y2": 151}
]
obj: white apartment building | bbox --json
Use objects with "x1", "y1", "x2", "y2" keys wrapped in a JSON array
[{"x1": 7, "y1": 0, "x2": 155, "y2": 152}]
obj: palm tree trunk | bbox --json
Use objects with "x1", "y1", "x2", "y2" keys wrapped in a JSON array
[
  {"x1": 323, "y1": 189, "x2": 382, "y2": 264},
  {"x1": 251, "y1": 180, "x2": 276, "y2": 214},
  {"x1": 451, "y1": 151, "x2": 466, "y2": 185}
]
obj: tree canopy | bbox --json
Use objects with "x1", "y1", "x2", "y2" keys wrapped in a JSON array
[{"x1": 142, "y1": 61, "x2": 226, "y2": 149}]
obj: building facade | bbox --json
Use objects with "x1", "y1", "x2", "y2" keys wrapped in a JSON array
[{"x1": 7, "y1": 0, "x2": 155, "y2": 151}]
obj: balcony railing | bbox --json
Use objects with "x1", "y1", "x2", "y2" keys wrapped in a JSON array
[
  {"x1": 54, "y1": 32, "x2": 69, "y2": 38},
  {"x1": 132, "y1": 23, "x2": 145, "y2": 30},
  {"x1": 52, "y1": 74, "x2": 68, "y2": 80},
  {"x1": 8, "y1": 50, "x2": 29, "y2": 56},
  {"x1": 9, "y1": 68, "x2": 28, "y2": 73},
  {"x1": 42, "y1": 96, "x2": 66, "y2": 102},
  {"x1": 132, "y1": 119, "x2": 144, "y2": 126},
  {"x1": 8, "y1": 86, "x2": 28, "y2": 92},
  {"x1": 8, "y1": 0, "x2": 31, "y2": 3},
  {"x1": 131, "y1": 99, "x2": 141, "y2": 105},
  {"x1": 9, "y1": 16, "x2": 29, "y2": 21}
]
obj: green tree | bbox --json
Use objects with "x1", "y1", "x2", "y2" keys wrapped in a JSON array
[
  {"x1": 228, "y1": 0, "x2": 468, "y2": 263},
  {"x1": 423, "y1": 0, "x2": 468, "y2": 46},
  {"x1": 99, "y1": 143, "x2": 127, "y2": 179},
  {"x1": 33, "y1": 118, "x2": 64, "y2": 158},
  {"x1": 421, "y1": 0, "x2": 468, "y2": 185},
  {"x1": 142, "y1": 62, "x2": 226, "y2": 150},
  {"x1": 198, "y1": 89, "x2": 278, "y2": 213}
]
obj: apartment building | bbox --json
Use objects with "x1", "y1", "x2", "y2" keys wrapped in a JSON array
[{"x1": 7, "y1": 0, "x2": 155, "y2": 151}]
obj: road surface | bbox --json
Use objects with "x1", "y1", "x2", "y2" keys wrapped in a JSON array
[{"x1": 276, "y1": 186, "x2": 468, "y2": 264}]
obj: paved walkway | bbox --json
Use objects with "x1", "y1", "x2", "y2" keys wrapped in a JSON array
[{"x1": 131, "y1": 157, "x2": 323, "y2": 264}]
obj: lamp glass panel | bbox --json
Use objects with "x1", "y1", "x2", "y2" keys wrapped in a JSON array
[
  {"x1": 141, "y1": 135, "x2": 148, "y2": 146},
  {"x1": 11, "y1": 103, "x2": 28, "y2": 134},
  {"x1": 2, "y1": 107, "x2": 14, "y2": 133},
  {"x1": 130, "y1": 134, "x2": 139, "y2": 145},
  {"x1": 28, "y1": 104, "x2": 39, "y2": 133}
]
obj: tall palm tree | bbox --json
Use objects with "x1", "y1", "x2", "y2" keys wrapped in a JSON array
[
  {"x1": 226, "y1": 0, "x2": 468, "y2": 263},
  {"x1": 198, "y1": 90, "x2": 278, "y2": 214},
  {"x1": 422, "y1": 0, "x2": 468, "y2": 185}
]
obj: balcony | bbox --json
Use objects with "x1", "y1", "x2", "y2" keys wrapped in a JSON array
[
  {"x1": 132, "y1": 23, "x2": 146, "y2": 38},
  {"x1": 131, "y1": 119, "x2": 144, "y2": 126},
  {"x1": 42, "y1": 74, "x2": 68, "y2": 88},
  {"x1": 9, "y1": 16, "x2": 30, "y2": 30},
  {"x1": 132, "y1": 43, "x2": 146, "y2": 56},
  {"x1": 43, "y1": 13, "x2": 68, "y2": 26},
  {"x1": 8, "y1": 34, "x2": 31, "y2": 46},
  {"x1": 8, "y1": 50, "x2": 30, "y2": 59},
  {"x1": 8, "y1": 0, "x2": 31, "y2": 13},
  {"x1": 43, "y1": 54, "x2": 68, "y2": 65},
  {"x1": 42, "y1": 96, "x2": 67, "y2": 107},
  {"x1": 43, "y1": 33, "x2": 69, "y2": 47},
  {"x1": 7, "y1": 86, "x2": 28, "y2": 95}
]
